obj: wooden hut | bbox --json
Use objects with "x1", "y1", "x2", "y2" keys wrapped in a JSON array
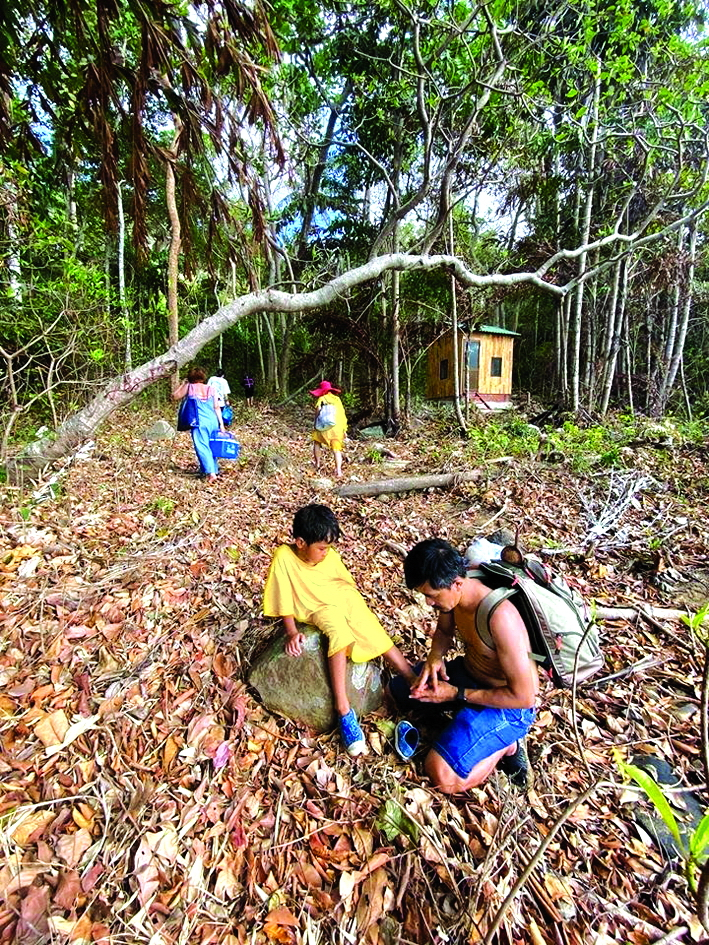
[{"x1": 426, "y1": 325, "x2": 519, "y2": 408}]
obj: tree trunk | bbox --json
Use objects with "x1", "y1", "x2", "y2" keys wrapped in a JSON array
[
  {"x1": 659, "y1": 219, "x2": 697, "y2": 413},
  {"x1": 624, "y1": 301, "x2": 634, "y2": 414},
  {"x1": 449, "y1": 214, "x2": 467, "y2": 434},
  {"x1": 571, "y1": 64, "x2": 601, "y2": 411},
  {"x1": 602, "y1": 254, "x2": 630, "y2": 416},
  {"x1": 263, "y1": 313, "x2": 279, "y2": 392},
  {"x1": 391, "y1": 262, "x2": 401, "y2": 425},
  {"x1": 255, "y1": 312, "x2": 266, "y2": 383},
  {"x1": 117, "y1": 180, "x2": 131, "y2": 372},
  {"x1": 165, "y1": 121, "x2": 182, "y2": 394}
]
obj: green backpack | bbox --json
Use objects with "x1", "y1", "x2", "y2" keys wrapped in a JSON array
[{"x1": 467, "y1": 553, "x2": 603, "y2": 688}]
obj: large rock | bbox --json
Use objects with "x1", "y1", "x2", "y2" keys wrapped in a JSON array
[
  {"x1": 144, "y1": 419, "x2": 176, "y2": 441},
  {"x1": 249, "y1": 626, "x2": 384, "y2": 732}
]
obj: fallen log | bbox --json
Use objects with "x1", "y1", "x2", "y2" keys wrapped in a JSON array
[
  {"x1": 336, "y1": 470, "x2": 483, "y2": 498},
  {"x1": 595, "y1": 605, "x2": 687, "y2": 623}
]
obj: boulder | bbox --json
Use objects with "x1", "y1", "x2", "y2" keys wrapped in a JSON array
[
  {"x1": 258, "y1": 449, "x2": 289, "y2": 475},
  {"x1": 144, "y1": 420, "x2": 176, "y2": 441},
  {"x1": 249, "y1": 626, "x2": 384, "y2": 732},
  {"x1": 310, "y1": 477, "x2": 334, "y2": 491}
]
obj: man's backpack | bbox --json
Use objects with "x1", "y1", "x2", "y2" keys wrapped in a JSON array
[{"x1": 467, "y1": 552, "x2": 603, "y2": 688}]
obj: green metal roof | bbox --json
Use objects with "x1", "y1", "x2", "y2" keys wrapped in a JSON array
[{"x1": 471, "y1": 324, "x2": 520, "y2": 336}]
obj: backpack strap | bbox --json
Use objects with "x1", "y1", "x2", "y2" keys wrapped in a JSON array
[
  {"x1": 475, "y1": 586, "x2": 517, "y2": 650},
  {"x1": 472, "y1": 578, "x2": 547, "y2": 664}
]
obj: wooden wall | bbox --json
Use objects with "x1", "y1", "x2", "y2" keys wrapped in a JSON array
[
  {"x1": 470, "y1": 331, "x2": 514, "y2": 397},
  {"x1": 426, "y1": 330, "x2": 466, "y2": 399},
  {"x1": 426, "y1": 329, "x2": 515, "y2": 399}
]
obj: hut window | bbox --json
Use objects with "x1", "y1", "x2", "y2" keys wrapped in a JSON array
[
  {"x1": 490, "y1": 356, "x2": 502, "y2": 377},
  {"x1": 439, "y1": 359, "x2": 449, "y2": 380}
]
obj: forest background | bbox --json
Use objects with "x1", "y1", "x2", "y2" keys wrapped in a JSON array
[
  {"x1": 1, "y1": 0, "x2": 709, "y2": 455},
  {"x1": 3, "y1": 1, "x2": 709, "y2": 944}
]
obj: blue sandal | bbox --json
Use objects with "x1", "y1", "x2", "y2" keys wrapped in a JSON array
[{"x1": 394, "y1": 720, "x2": 419, "y2": 761}]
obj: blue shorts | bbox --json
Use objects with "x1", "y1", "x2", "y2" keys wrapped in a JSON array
[{"x1": 389, "y1": 656, "x2": 535, "y2": 780}]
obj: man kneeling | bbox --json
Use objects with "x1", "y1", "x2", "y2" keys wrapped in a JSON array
[{"x1": 391, "y1": 539, "x2": 538, "y2": 793}]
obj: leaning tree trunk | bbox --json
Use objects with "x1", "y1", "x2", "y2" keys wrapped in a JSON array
[{"x1": 6, "y1": 252, "x2": 568, "y2": 471}]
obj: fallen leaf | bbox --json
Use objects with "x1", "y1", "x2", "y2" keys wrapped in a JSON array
[
  {"x1": 34, "y1": 709, "x2": 70, "y2": 747},
  {"x1": 263, "y1": 905, "x2": 299, "y2": 943},
  {"x1": 47, "y1": 913, "x2": 93, "y2": 943},
  {"x1": 214, "y1": 858, "x2": 241, "y2": 899},
  {"x1": 17, "y1": 883, "x2": 50, "y2": 941},
  {"x1": 45, "y1": 714, "x2": 101, "y2": 757},
  {"x1": 133, "y1": 825, "x2": 180, "y2": 906},
  {"x1": 54, "y1": 870, "x2": 84, "y2": 910},
  {"x1": 7, "y1": 808, "x2": 55, "y2": 847},
  {"x1": 0, "y1": 863, "x2": 47, "y2": 896},
  {"x1": 55, "y1": 827, "x2": 93, "y2": 868}
]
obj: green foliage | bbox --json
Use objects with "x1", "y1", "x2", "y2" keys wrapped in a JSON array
[
  {"x1": 679, "y1": 603, "x2": 709, "y2": 636},
  {"x1": 149, "y1": 497, "x2": 176, "y2": 514},
  {"x1": 465, "y1": 415, "x2": 541, "y2": 461},
  {"x1": 375, "y1": 798, "x2": 419, "y2": 844}
]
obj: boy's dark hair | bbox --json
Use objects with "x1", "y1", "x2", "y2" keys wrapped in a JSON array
[
  {"x1": 293, "y1": 504, "x2": 341, "y2": 544},
  {"x1": 404, "y1": 538, "x2": 466, "y2": 590},
  {"x1": 216, "y1": 368, "x2": 225, "y2": 377}
]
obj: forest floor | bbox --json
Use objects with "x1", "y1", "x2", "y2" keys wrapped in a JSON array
[{"x1": 1, "y1": 399, "x2": 709, "y2": 945}]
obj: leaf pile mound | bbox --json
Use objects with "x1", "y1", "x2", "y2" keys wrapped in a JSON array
[{"x1": 1, "y1": 402, "x2": 708, "y2": 944}]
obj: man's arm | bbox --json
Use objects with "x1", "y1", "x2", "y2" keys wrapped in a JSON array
[
  {"x1": 414, "y1": 601, "x2": 539, "y2": 708},
  {"x1": 410, "y1": 611, "x2": 455, "y2": 697}
]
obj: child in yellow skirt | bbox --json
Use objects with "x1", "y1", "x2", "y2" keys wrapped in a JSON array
[
  {"x1": 263, "y1": 504, "x2": 415, "y2": 755},
  {"x1": 310, "y1": 380, "x2": 347, "y2": 478}
]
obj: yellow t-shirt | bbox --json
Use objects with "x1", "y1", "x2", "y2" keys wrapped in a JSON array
[
  {"x1": 263, "y1": 544, "x2": 356, "y2": 622},
  {"x1": 262, "y1": 544, "x2": 392, "y2": 660}
]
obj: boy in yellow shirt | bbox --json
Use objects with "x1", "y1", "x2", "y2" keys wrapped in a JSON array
[{"x1": 263, "y1": 504, "x2": 415, "y2": 755}]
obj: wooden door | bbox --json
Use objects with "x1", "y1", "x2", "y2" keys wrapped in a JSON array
[{"x1": 467, "y1": 340, "x2": 480, "y2": 392}]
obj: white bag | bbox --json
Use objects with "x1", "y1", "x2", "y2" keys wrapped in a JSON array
[{"x1": 315, "y1": 403, "x2": 337, "y2": 430}]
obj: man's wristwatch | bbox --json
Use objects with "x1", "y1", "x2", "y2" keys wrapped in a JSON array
[{"x1": 456, "y1": 685, "x2": 467, "y2": 704}]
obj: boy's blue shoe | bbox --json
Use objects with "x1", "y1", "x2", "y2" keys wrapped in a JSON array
[
  {"x1": 339, "y1": 708, "x2": 367, "y2": 757},
  {"x1": 394, "y1": 720, "x2": 419, "y2": 761}
]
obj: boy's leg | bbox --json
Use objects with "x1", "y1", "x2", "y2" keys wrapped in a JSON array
[
  {"x1": 327, "y1": 648, "x2": 350, "y2": 716},
  {"x1": 382, "y1": 645, "x2": 417, "y2": 685},
  {"x1": 328, "y1": 644, "x2": 367, "y2": 756}
]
